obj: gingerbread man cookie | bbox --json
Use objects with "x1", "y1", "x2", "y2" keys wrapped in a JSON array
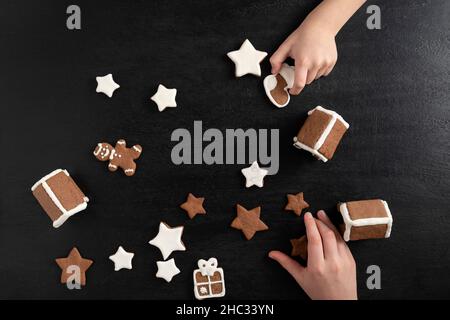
[{"x1": 93, "y1": 139, "x2": 142, "y2": 176}]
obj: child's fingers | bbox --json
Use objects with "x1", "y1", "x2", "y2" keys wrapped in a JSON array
[
  {"x1": 324, "y1": 62, "x2": 336, "y2": 76},
  {"x1": 306, "y1": 67, "x2": 319, "y2": 85},
  {"x1": 289, "y1": 63, "x2": 308, "y2": 95},
  {"x1": 304, "y1": 212, "x2": 324, "y2": 265},
  {"x1": 317, "y1": 210, "x2": 348, "y2": 257},
  {"x1": 319, "y1": 212, "x2": 354, "y2": 262},
  {"x1": 317, "y1": 210, "x2": 341, "y2": 238},
  {"x1": 268, "y1": 251, "x2": 305, "y2": 283},
  {"x1": 315, "y1": 219, "x2": 339, "y2": 260},
  {"x1": 315, "y1": 66, "x2": 328, "y2": 80},
  {"x1": 270, "y1": 43, "x2": 290, "y2": 74}
]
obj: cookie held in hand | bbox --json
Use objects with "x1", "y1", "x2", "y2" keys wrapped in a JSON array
[
  {"x1": 263, "y1": 63, "x2": 295, "y2": 108},
  {"x1": 93, "y1": 139, "x2": 142, "y2": 176}
]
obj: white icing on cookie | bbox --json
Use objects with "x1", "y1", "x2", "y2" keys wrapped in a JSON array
[
  {"x1": 156, "y1": 258, "x2": 180, "y2": 283},
  {"x1": 263, "y1": 63, "x2": 295, "y2": 108},
  {"x1": 339, "y1": 200, "x2": 393, "y2": 241},
  {"x1": 149, "y1": 222, "x2": 186, "y2": 260},
  {"x1": 293, "y1": 106, "x2": 349, "y2": 162},
  {"x1": 151, "y1": 84, "x2": 177, "y2": 112},
  {"x1": 31, "y1": 169, "x2": 89, "y2": 228},
  {"x1": 241, "y1": 161, "x2": 268, "y2": 188},
  {"x1": 96, "y1": 73, "x2": 120, "y2": 98},
  {"x1": 227, "y1": 39, "x2": 267, "y2": 77},
  {"x1": 193, "y1": 257, "x2": 226, "y2": 300},
  {"x1": 109, "y1": 246, "x2": 134, "y2": 271}
]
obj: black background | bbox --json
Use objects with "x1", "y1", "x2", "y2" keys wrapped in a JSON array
[{"x1": 0, "y1": 0, "x2": 449, "y2": 300}]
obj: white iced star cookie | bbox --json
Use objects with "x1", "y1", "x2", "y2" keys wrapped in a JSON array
[
  {"x1": 151, "y1": 84, "x2": 177, "y2": 112},
  {"x1": 96, "y1": 73, "x2": 120, "y2": 98},
  {"x1": 149, "y1": 222, "x2": 186, "y2": 260},
  {"x1": 227, "y1": 39, "x2": 267, "y2": 77},
  {"x1": 109, "y1": 246, "x2": 134, "y2": 271},
  {"x1": 156, "y1": 258, "x2": 180, "y2": 283},
  {"x1": 241, "y1": 161, "x2": 268, "y2": 188}
]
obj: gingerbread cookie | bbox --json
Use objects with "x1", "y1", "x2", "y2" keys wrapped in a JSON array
[
  {"x1": 31, "y1": 169, "x2": 89, "y2": 228},
  {"x1": 180, "y1": 193, "x2": 206, "y2": 219},
  {"x1": 193, "y1": 258, "x2": 225, "y2": 300},
  {"x1": 231, "y1": 204, "x2": 268, "y2": 240},
  {"x1": 293, "y1": 106, "x2": 349, "y2": 162},
  {"x1": 263, "y1": 63, "x2": 295, "y2": 108},
  {"x1": 55, "y1": 247, "x2": 93, "y2": 287},
  {"x1": 290, "y1": 235, "x2": 308, "y2": 260},
  {"x1": 285, "y1": 192, "x2": 309, "y2": 216},
  {"x1": 93, "y1": 139, "x2": 142, "y2": 176},
  {"x1": 338, "y1": 199, "x2": 393, "y2": 241}
]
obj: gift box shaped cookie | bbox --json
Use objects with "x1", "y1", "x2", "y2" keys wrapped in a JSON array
[
  {"x1": 193, "y1": 258, "x2": 225, "y2": 300},
  {"x1": 31, "y1": 169, "x2": 89, "y2": 228},
  {"x1": 293, "y1": 106, "x2": 349, "y2": 162},
  {"x1": 338, "y1": 199, "x2": 393, "y2": 241}
]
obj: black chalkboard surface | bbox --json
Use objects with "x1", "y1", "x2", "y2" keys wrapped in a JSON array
[{"x1": 0, "y1": 0, "x2": 449, "y2": 300}]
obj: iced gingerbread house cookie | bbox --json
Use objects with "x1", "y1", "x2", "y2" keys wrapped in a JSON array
[
  {"x1": 193, "y1": 258, "x2": 225, "y2": 300},
  {"x1": 31, "y1": 169, "x2": 89, "y2": 228},
  {"x1": 263, "y1": 63, "x2": 295, "y2": 108},
  {"x1": 293, "y1": 106, "x2": 349, "y2": 162},
  {"x1": 338, "y1": 199, "x2": 393, "y2": 241}
]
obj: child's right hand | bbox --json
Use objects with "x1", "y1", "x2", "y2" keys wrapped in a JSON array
[
  {"x1": 270, "y1": 22, "x2": 338, "y2": 95},
  {"x1": 269, "y1": 210, "x2": 357, "y2": 300}
]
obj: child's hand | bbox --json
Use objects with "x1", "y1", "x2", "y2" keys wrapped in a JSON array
[
  {"x1": 270, "y1": 23, "x2": 337, "y2": 95},
  {"x1": 269, "y1": 210, "x2": 357, "y2": 300}
]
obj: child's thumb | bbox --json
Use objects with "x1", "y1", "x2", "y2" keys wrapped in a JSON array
[
  {"x1": 268, "y1": 251, "x2": 305, "y2": 284},
  {"x1": 269, "y1": 44, "x2": 289, "y2": 74}
]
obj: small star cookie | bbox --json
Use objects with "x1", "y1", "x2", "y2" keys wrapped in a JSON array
[
  {"x1": 231, "y1": 204, "x2": 268, "y2": 240},
  {"x1": 156, "y1": 258, "x2": 180, "y2": 282},
  {"x1": 285, "y1": 192, "x2": 309, "y2": 216},
  {"x1": 227, "y1": 39, "x2": 267, "y2": 77},
  {"x1": 180, "y1": 193, "x2": 206, "y2": 219},
  {"x1": 151, "y1": 84, "x2": 177, "y2": 112},
  {"x1": 241, "y1": 161, "x2": 268, "y2": 188},
  {"x1": 149, "y1": 222, "x2": 186, "y2": 260},
  {"x1": 96, "y1": 74, "x2": 120, "y2": 98},
  {"x1": 290, "y1": 235, "x2": 308, "y2": 260},
  {"x1": 109, "y1": 246, "x2": 134, "y2": 271}
]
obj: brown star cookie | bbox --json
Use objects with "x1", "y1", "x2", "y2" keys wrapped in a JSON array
[
  {"x1": 285, "y1": 192, "x2": 309, "y2": 216},
  {"x1": 231, "y1": 204, "x2": 268, "y2": 240},
  {"x1": 290, "y1": 235, "x2": 308, "y2": 260},
  {"x1": 55, "y1": 247, "x2": 93, "y2": 286},
  {"x1": 180, "y1": 193, "x2": 206, "y2": 219}
]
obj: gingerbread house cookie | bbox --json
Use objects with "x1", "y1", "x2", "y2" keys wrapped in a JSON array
[
  {"x1": 193, "y1": 258, "x2": 225, "y2": 300},
  {"x1": 338, "y1": 199, "x2": 393, "y2": 241},
  {"x1": 31, "y1": 169, "x2": 89, "y2": 228},
  {"x1": 263, "y1": 63, "x2": 295, "y2": 108},
  {"x1": 293, "y1": 106, "x2": 349, "y2": 162}
]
